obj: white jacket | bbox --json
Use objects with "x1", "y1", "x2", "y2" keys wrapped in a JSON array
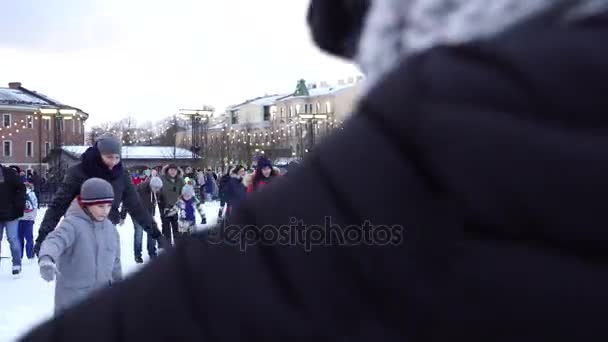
[{"x1": 21, "y1": 189, "x2": 38, "y2": 221}]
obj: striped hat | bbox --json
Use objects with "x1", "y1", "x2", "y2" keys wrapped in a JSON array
[{"x1": 79, "y1": 178, "x2": 115, "y2": 206}]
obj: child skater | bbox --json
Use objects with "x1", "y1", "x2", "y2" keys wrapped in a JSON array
[
  {"x1": 38, "y1": 178, "x2": 122, "y2": 315},
  {"x1": 167, "y1": 184, "x2": 206, "y2": 240},
  {"x1": 18, "y1": 182, "x2": 38, "y2": 260}
]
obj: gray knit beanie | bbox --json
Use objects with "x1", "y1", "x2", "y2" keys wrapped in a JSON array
[
  {"x1": 149, "y1": 176, "x2": 163, "y2": 191},
  {"x1": 96, "y1": 133, "x2": 122, "y2": 156},
  {"x1": 181, "y1": 184, "x2": 195, "y2": 197},
  {"x1": 80, "y1": 178, "x2": 115, "y2": 205}
]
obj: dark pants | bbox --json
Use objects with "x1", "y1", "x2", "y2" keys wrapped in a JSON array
[
  {"x1": 133, "y1": 221, "x2": 157, "y2": 258},
  {"x1": 18, "y1": 220, "x2": 34, "y2": 259},
  {"x1": 161, "y1": 215, "x2": 183, "y2": 245}
]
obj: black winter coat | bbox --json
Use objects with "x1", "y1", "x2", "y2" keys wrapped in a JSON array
[
  {"x1": 224, "y1": 177, "x2": 247, "y2": 211},
  {"x1": 36, "y1": 147, "x2": 161, "y2": 248},
  {"x1": 21, "y1": 10, "x2": 608, "y2": 342},
  {"x1": 218, "y1": 174, "x2": 231, "y2": 201},
  {"x1": 0, "y1": 164, "x2": 26, "y2": 222}
]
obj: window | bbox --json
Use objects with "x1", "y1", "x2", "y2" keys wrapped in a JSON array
[
  {"x1": 263, "y1": 106, "x2": 271, "y2": 121},
  {"x1": 76, "y1": 120, "x2": 81, "y2": 134},
  {"x1": 230, "y1": 110, "x2": 239, "y2": 125},
  {"x1": 58, "y1": 118, "x2": 64, "y2": 132},
  {"x1": 26, "y1": 115, "x2": 33, "y2": 129},
  {"x1": 316, "y1": 103, "x2": 321, "y2": 114},
  {"x1": 45, "y1": 142, "x2": 51, "y2": 156},
  {"x1": 326, "y1": 101, "x2": 332, "y2": 114},
  {"x1": 3, "y1": 113, "x2": 11, "y2": 128},
  {"x1": 72, "y1": 118, "x2": 76, "y2": 133},
  {"x1": 26, "y1": 141, "x2": 34, "y2": 158},
  {"x1": 44, "y1": 118, "x2": 50, "y2": 130},
  {"x1": 3, "y1": 140, "x2": 12, "y2": 157}
]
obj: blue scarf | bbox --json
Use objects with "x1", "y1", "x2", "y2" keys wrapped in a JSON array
[{"x1": 184, "y1": 198, "x2": 196, "y2": 222}]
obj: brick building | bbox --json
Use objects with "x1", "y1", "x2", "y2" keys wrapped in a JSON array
[{"x1": 0, "y1": 82, "x2": 88, "y2": 174}]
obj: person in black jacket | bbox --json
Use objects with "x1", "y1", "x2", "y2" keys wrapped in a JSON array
[
  {"x1": 217, "y1": 168, "x2": 232, "y2": 219},
  {"x1": 0, "y1": 163, "x2": 26, "y2": 275},
  {"x1": 222, "y1": 165, "x2": 247, "y2": 223},
  {"x1": 120, "y1": 176, "x2": 166, "y2": 263},
  {"x1": 20, "y1": 1, "x2": 608, "y2": 341},
  {"x1": 33, "y1": 133, "x2": 164, "y2": 256}
]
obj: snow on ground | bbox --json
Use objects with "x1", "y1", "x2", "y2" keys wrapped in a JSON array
[{"x1": 0, "y1": 201, "x2": 220, "y2": 342}]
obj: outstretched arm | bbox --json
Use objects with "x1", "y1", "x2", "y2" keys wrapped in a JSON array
[{"x1": 38, "y1": 221, "x2": 78, "y2": 263}]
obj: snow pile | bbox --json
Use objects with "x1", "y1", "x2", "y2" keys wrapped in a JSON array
[{"x1": 0, "y1": 201, "x2": 220, "y2": 341}]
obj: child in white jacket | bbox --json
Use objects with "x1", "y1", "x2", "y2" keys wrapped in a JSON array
[
  {"x1": 38, "y1": 178, "x2": 122, "y2": 315},
  {"x1": 18, "y1": 182, "x2": 38, "y2": 260},
  {"x1": 167, "y1": 185, "x2": 206, "y2": 238}
]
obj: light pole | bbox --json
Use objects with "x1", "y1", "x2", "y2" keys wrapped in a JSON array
[
  {"x1": 180, "y1": 106, "x2": 214, "y2": 165},
  {"x1": 299, "y1": 113, "x2": 327, "y2": 154}
]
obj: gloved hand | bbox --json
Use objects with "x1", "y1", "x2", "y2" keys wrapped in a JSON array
[
  {"x1": 148, "y1": 224, "x2": 162, "y2": 240},
  {"x1": 39, "y1": 257, "x2": 59, "y2": 282}
]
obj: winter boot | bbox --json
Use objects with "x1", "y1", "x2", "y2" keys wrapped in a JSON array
[
  {"x1": 135, "y1": 256, "x2": 144, "y2": 264},
  {"x1": 12, "y1": 265, "x2": 22, "y2": 276},
  {"x1": 218, "y1": 208, "x2": 223, "y2": 219}
]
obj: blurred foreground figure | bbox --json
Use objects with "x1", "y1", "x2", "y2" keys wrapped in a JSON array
[{"x1": 22, "y1": 0, "x2": 608, "y2": 341}]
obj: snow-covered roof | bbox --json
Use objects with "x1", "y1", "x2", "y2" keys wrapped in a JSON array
[
  {"x1": 249, "y1": 94, "x2": 290, "y2": 106},
  {"x1": 279, "y1": 84, "x2": 356, "y2": 101},
  {"x1": 0, "y1": 86, "x2": 88, "y2": 117},
  {"x1": 0, "y1": 88, "x2": 49, "y2": 106},
  {"x1": 273, "y1": 157, "x2": 299, "y2": 166},
  {"x1": 62, "y1": 146, "x2": 196, "y2": 160},
  {"x1": 229, "y1": 94, "x2": 290, "y2": 110}
]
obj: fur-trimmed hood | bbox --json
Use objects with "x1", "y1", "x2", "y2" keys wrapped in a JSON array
[
  {"x1": 161, "y1": 164, "x2": 184, "y2": 179},
  {"x1": 308, "y1": 0, "x2": 608, "y2": 90},
  {"x1": 245, "y1": 168, "x2": 281, "y2": 190}
]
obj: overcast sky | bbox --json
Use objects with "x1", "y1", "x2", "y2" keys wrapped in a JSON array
[{"x1": 0, "y1": 0, "x2": 360, "y2": 126}]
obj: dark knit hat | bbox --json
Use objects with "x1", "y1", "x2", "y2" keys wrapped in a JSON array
[
  {"x1": 96, "y1": 133, "x2": 122, "y2": 156},
  {"x1": 167, "y1": 164, "x2": 178, "y2": 171},
  {"x1": 256, "y1": 157, "x2": 272, "y2": 171},
  {"x1": 80, "y1": 178, "x2": 114, "y2": 206}
]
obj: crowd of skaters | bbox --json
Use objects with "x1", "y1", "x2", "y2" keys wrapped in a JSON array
[{"x1": 0, "y1": 132, "x2": 293, "y2": 314}]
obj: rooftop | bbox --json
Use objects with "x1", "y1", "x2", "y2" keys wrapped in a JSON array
[
  {"x1": 0, "y1": 82, "x2": 88, "y2": 117},
  {"x1": 62, "y1": 146, "x2": 196, "y2": 160},
  {"x1": 228, "y1": 93, "x2": 290, "y2": 110}
]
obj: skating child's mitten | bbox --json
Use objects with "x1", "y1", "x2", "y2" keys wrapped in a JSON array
[{"x1": 39, "y1": 257, "x2": 59, "y2": 282}]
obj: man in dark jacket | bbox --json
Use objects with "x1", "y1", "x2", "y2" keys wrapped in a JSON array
[
  {"x1": 0, "y1": 163, "x2": 26, "y2": 275},
  {"x1": 223, "y1": 166, "x2": 247, "y2": 223},
  {"x1": 34, "y1": 133, "x2": 163, "y2": 255},
  {"x1": 217, "y1": 169, "x2": 232, "y2": 219},
  {"x1": 20, "y1": 1, "x2": 608, "y2": 341},
  {"x1": 120, "y1": 176, "x2": 165, "y2": 263}
]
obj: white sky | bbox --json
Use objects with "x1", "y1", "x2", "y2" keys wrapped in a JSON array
[{"x1": 0, "y1": 0, "x2": 360, "y2": 126}]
